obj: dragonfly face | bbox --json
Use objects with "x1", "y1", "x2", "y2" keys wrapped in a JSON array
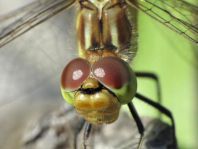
[{"x1": 61, "y1": 56, "x2": 137, "y2": 124}]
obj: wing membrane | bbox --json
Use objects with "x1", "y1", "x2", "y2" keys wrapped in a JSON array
[
  {"x1": 126, "y1": 0, "x2": 198, "y2": 45},
  {"x1": 1, "y1": 0, "x2": 197, "y2": 47},
  {"x1": 0, "y1": 0, "x2": 75, "y2": 47}
]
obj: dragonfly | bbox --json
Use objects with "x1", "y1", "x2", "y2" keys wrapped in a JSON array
[{"x1": 0, "y1": 0, "x2": 197, "y2": 148}]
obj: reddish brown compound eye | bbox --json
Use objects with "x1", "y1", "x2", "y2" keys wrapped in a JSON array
[
  {"x1": 61, "y1": 58, "x2": 90, "y2": 90},
  {"x1": 92, "y1": 57, "x2": 130, "y2": 89}
]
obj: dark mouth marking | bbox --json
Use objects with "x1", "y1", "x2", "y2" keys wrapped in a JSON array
[
  {"x1": 78, "y1": 83, "x2": 117, "y2": 97},
  {"x1": 79, "y1": 85, "x2": 103, "y2": 94}
]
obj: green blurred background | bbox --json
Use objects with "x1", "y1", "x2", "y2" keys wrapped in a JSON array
[{"x1": 133, "y1": 8, "x2": 197, "y2": 149}]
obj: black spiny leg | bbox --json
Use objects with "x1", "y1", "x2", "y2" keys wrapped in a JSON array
[
  {"x1": 128, "y1": 102, "x2": 145, "y2": 149},
  {"x1": 135, "y1": 72, "x2": 162, "y2": 118},
  {"x1": 135, "y1": 93, "x2": 177, "y2": 148},
  {"x1": 74, "y1": 119, "x2": 86, "y2": 149},
  {"x1": 83, "y1": 122, "x2": 92, "y2": 149},
  {"x1": 135, "y1": 72, "x2": 162, "y2": 104}
]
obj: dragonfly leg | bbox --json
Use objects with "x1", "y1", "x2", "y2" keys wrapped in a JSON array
[
  {"x1": 135, "y1": 72, "x2": 162, "y2": 104},
  {"x1": 83, "y1": 122, "x2": 92, "y2": 149},
  {"x1": 135, "y1": 93, "x2": 177, "y2": 148},
  {"x1": 128, "y1": 102, "x2": 144, "y2": 149},
  {"x1": 74, "y1": 119, "x2": 86, "y2": 149},
  {"x1": 135, "y1": 72, "x2": 162, "y2": 118}
]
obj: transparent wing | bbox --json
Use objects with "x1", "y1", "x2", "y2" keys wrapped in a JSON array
[
  {"x1": 0, "y1": 0, "x2": 75, "y2": 47},
  {"x1": 126, "y1": 0, "x2": 198, "y2": 45},
  {"x1": 0, "y1": 1, "x2": 78, "y2": 148}
]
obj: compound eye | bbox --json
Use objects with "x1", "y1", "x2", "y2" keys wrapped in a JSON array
[
  {"x1": 92, "y1": 57, "x2": 130, "y2": 89},
  {"x1": 61, "y1": 58, "x2": 90, "y2": 91}
]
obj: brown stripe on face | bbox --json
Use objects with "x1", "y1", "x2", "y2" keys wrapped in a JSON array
[{"x1": 116, "y1": 6, "x2": 131, "y2": 49}]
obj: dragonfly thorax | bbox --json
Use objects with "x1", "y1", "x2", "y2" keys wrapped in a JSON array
[
  {"x1": 88, "y1": 0, "x2": 109, "y2": 11},
  {"x1": 76, "y1": 0, "x2": 132, "y2": 61}
]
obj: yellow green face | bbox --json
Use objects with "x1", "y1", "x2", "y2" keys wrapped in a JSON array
[{"x1": 61, "y1": 56, "x2": 137, "y2": 124}]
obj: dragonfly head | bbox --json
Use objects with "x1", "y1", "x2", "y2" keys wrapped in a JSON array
[{"x1": 61, "y1": 57, "x2": 137, "y2": 124}]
